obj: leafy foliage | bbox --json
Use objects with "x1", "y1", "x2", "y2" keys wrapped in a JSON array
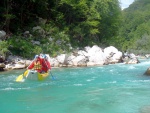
[
  {"x1": 111, "y1": 0, "x2": 150, "y2": 53},
  {"x1": 130, "y1": 34, "x2": 150, "y2": 54},
  {"x1": 0, "y1": 0, "x2": 122, "y2": 58},
  {"x1": 8, "y1": 35, "x2": 37, "y2": 58},
  {"x1": 0, "y1": 41, "x2": 9, "y2": 57}
]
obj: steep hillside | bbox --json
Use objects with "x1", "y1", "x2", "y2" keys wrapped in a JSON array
[{"x1": 111, "y1": 0, "x2": 150, "y2": 54}]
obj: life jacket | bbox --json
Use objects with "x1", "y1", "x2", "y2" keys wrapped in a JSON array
[
  {"x1": 28, "y1": 57, "x2": 43, "y2": 72},
  {"x1": 42, "y1": 59, "x2": 51, "y2": 72},
  {"x1": 33, "y1": 61, "x2": 42, "y2": 70}
]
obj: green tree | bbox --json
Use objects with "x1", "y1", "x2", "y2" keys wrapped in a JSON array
[
  {"x1": 0, "y1": 0, "x2": 122, "y2": 58},
  {"x1": 0, "y1": 41, "x2": 9, "y2": 57},
  {"x1": 112, "y1": 0, "x2": 150, "y2": 53}
]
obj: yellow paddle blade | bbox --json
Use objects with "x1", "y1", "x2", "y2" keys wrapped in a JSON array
[
  {"x1": 16, "y1": 74, "x2": 23, "y2": 82},
  {"x1": 23, "y1": 70, "x2": 29, "y2": 77}
]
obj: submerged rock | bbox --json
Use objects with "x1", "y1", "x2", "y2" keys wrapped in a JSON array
[{"x1": 140, "y1": 105, "x2": 150, "y2": 113}]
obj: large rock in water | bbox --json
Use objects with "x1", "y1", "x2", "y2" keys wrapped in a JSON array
[
  {"x1": 144, "y1": 67, "x2": 150, "y2": 75},
  {"x1": 126, "y1": 58, "x2": 140, "y2": 64},
  {"x1": 103, "y1": 46, "x2": 123, "y2": 64},
  {"x1": 87, "y1": 45, "x2": 106, "y2": 65}
]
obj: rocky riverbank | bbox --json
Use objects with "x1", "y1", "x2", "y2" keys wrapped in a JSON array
[{"x1": 0, "y1": 45, "x2": 145, "y2": 71}]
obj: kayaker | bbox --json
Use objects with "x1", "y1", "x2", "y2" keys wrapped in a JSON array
[
  {"x1": 42, "y1": 55, "x2": 51, "y2": 73},
  {"x1": 27, "y1": 55, "x2": 43, "y2": 73}
]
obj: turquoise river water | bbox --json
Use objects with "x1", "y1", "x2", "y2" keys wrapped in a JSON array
[{"x1": 1, "y1": 59, "x2": 150, "y2": 113}]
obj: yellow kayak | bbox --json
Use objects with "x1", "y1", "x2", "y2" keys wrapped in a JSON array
[
  {"x1": 37, "y1": 72, "x2": 49, "y2": 81},
  {"x1": 16, "y1": 70, "x2": 50, "y2": 82},
  {"x1": 27, "y1": 70, "x2": 49, "y2": 81}
]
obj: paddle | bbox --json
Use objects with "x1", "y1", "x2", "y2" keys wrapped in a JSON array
[
  {"x1": 16, "y1": 69, "x2": 30, "y2": 82},
  {"x1": 50, "y1": 71, "x2": 56, "y2": 80},
  {"x1": 16, "y1": 59, "x2": 35, "y2": 82}
]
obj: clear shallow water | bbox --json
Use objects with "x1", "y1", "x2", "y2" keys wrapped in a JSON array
[{"x1": 1, "y1": 59, "x2": 150, "y2": 113}]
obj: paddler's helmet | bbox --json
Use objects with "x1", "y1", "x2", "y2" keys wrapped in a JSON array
[
  {"x1": 44, "y1": 54, "x2": 48, "y2": 60},
  {"x1": 34, "y1": 55, "x2": 39, "y2": 59},
  {"x1": 40, "y1": 54, "x2": 44, "y2": 58}
]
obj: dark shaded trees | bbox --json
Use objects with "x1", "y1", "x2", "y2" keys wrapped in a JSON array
[{"x1": 0, "y1": 0, "x2": 122, "y2": 57}]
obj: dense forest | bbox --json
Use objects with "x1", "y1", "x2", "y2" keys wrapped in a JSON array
[
  {"x1": 112, "y1": 0, "x2": 150, "y2": 54},
  {"x1": 0, "y1": 0, "x2": 150, "y2": 58}
]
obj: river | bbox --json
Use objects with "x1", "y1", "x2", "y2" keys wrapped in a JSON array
[{"x1": 0, "y1": 59, "x2": 150, "y2": 113}]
